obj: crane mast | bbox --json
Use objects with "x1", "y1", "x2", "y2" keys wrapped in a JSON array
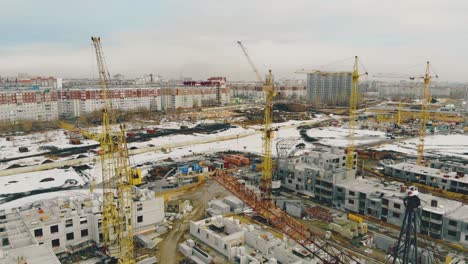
[
  {"x1": 417, "y1": 62, "x2": 432, "y2": 166},
  {"x1": 237, "y1": 41, "x2": 276, "y2": 200},
  {"x1": 91, "y1": 36, "x2": 135, "y2": 264},
  {"x1": 346, "y1": 56, "x2": 361, "y2": 171}
]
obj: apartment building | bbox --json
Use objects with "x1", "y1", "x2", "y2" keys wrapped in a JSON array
[
  {"x1": 306, "y1": 71, "x2": 352, "y2": 106},
  {"x1": 277, "y1": 147, "x2": 356, "y2": 205},
  {"x1": 160, "y1": 85, "x2": 230, "y2": 110},
  {"x1": 442, "y1": 205, "x2": 468, "y2": 245},
  {"x1": 334, "y1": 178, "x2": 466, "y2": 243},
  {"x1": 0, "y1": 187, "x2": 164, "y2": 257},
  {"x1": 230, "y1": 85, "x2": 305, "y2": 100},
  {"x1": 58, "y1": 86, "x2": 161, "y2": 117},
  {"x1": 384, "y1": 162, "x2": 468, "y2": 195},
  {"x1": 0, "y1": 89, "x2": 59, "y2": 122}
]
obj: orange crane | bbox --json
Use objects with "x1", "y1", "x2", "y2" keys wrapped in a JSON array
[{"x1": 237, "y1": 41, "x2": 275, "y2": 201}]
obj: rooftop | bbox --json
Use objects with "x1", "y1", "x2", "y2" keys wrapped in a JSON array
[
  {"x1": 388, "y1": 163, "x2": 468, "y2": 184},
  {"x1": 444, "y1": 205, "x2": 468, "y2": 221}
]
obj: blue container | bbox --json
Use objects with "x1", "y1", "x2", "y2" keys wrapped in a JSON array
[
  {"x1": 192, "y1": 164, "x2": 202, "y2": 172},
  {"x1": 251, "y1": 164, "x2": 257, "y2": 170},
  {"x1": 179, "y1": 166, "x2": 189, "y2": 174}
]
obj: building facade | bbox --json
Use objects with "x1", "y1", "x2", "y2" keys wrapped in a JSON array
[
  {"x1": 0, "y1": 89, "x2": 59, "y2": 122},
  {"x1": 58, "y1": 87, "x2": 161, "y2": 117},
  {"x1": 276, "y1": 146, "x2": 468, "y2": 245},
  {"x1": 277, "y1": 147, "x2": 356, "y2": 205},
  {"x1": 230, "y1": 85, "x2": 305, "y2": 100},
  {"x1": 0, "y1": 187, "x2": 164, "y2": 256},
  {"x1": 306, "y1": 71, "x2": 352, "y2": 106},
  {"x1": 383, "y1": 162, "x2": 468, "y2": 195}
]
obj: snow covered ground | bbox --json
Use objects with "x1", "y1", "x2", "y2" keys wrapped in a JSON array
[
  {"x1": 376, "y1": 134, "x2": 468, "y2": 160},
  {"x1": 0, "y1": 129, "x2": 96, "y2": 161},
  {"x1": 0, "y1": 189, "x2": 91, "y2": 211},
  {"x1": 0, "y1": 168, "x2": 85, "y2": 196},
  {"x1": 306, "y1": 126, "x2": 387, "y2": 147},
  {"x1": 0, "y1": 118, "x2": 319, "y2": 208}
]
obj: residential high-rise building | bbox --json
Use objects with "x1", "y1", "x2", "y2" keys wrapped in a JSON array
[{"x1": 306, "y1": 71, "x2": 352, "y2": 106}]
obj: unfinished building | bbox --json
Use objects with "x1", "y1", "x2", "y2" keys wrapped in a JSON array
[
  {"x1": 0, "y1": 187, "x2": 164, "y2": 260},
  {"x1": 383, "y1": 162, "x2": 468, "y2": 195},
  {"x1": 277, "y1": 146, "x2": 356, "y2": 205},
  {"x1": 335, "y1": 177, "x2": 467, "y2": 244},
  {"x1": 306, "y1": 71, "x2": 352, "y2": 107},
  {"x1": 188, "y1": 215, "x2": 319, "y2": 264}
]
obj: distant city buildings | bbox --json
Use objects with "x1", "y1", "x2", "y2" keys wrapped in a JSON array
[
  {"x1": 230, "y1": 84, "x2": 305, "y2": 100},
  {"x1": 306, "y1": 71, "x2": 352, "y2": 107},
  {"x1": 0, "y1": 76, "x2": 230, "y2": 122}
]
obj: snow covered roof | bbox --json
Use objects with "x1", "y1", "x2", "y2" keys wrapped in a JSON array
[{"x1": 388, "y1": 163, "x2": 468, "y2": 184}]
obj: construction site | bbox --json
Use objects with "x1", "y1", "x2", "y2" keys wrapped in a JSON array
[{"x1": 0, "y1": 25, "x2": 468, "y2": 264}]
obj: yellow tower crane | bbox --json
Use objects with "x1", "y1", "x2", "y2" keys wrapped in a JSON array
[
  {"x1": 237, "y1": 41, "x2": 276, "y2": 201},
  {"x1": 373, "y1": 62, "x2": 437, "y2": 166},
  {"x1": 346, "y1": 56, "x2": 367, "y2": 171},
  {"x1": 417, "y1": 62, "x2": 436, "y2": 166},
  {"x1": 397, "y1": 101, "x2": 402, "y2": 127},
  {"x1": 91, "y1": 36, "x2": 135, "y2": 264}
]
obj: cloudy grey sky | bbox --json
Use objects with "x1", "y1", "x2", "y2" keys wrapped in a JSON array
[{"x1": 1, "y1": 0, "x2": 467, "y2": 81}]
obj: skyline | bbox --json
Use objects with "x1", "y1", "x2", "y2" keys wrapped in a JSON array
[{"x1": 2, "y1": 0, "x2": 468, "y2": 81}]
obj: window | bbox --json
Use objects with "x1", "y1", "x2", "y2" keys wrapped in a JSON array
[
  {"x1": 34, "y1": 228, "x2": 43, "y2": 237},
  {"x1": 393, "y1": 212, "x2": 400, "y2": 218},
  {"x1": 65, "y1": 219, "x2": 73, "y2": 228},
  {"x1": 137, "y1": 203, "x2": 143, "y2": 211},
  {"x1": 394, "y1": 203, "x2": 401, "y2": 209},
  {"x1": 348, "y1": 199, "x2": 354, "y2": 204},
  {"x1": 349, "y1": 191, "x2": 355, "y2": 196},
  {"x1": 447, "y1": 230, "x2": 457, "y2": 237},
  {"x1": 80, "y1": 217, "x2": 87, "y2": 225},
  {"x1": 465, "y1": 235, "x2": 468, "y2": 241},
  {"x1": 99, "y1": 233, "x2": 103, "y2": 242},
  {"x1": 137, "y1": 215, "x2": 143, "y2": 223},
  {"x1": 52, "y1": 239, "x2": 60, "y2": 248},
  {"x1": 2, "y1": 238, "x2": 9, "y2": 246},
  {"x1": 81, "y1": 229, "x2": 88, "y2": 237},
  {"x1": 50, "y1": 225, "x2": 59, "y2": 234},
  {"x1": 449, "y1": 220, "x2": 457, "y2": 227},
  {"x1": 66, "y1": 232, "x2": 74, "y2": 241}
]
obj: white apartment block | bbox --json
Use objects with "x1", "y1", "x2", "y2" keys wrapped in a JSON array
[
  {"x1": 59, "y1": 87, "x2": 162, "y2": 117},
  {"x1": 0, "y1": 187, "x2": 164, "y2": 258},
  {"x1": 0, "y1": 89, "x2": 59, "y2": 122},
  {"x1": 160, "y1": 85, "x2": 230, "y2": 110},
  {"x1": 0, "y1": 77, "x2": 231, "y2": 121},
  {"x1": 230, "y1": 85, "x2": 305, "y2": 100}
]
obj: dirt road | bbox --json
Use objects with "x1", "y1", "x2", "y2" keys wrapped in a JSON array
[{"x1": 157, "y1": 180, "x2": 226, "y2": 264}]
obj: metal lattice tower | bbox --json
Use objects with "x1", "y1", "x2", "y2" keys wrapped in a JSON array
[
  {"x1": 91, "y1": 37, "x2": 135, "y2": 264},
  {"x1": 416, "y1": 62, "x2": 433, "y2": 166},
  {"x1": 237, "y1": 41, "x2": 276, "y2": 202},
  {"x1": 390, "y1": 187, "x2": 421, "y2": 264},
  {"x1": 346, "y1": 56, "x2": 361, "y2": 171}
]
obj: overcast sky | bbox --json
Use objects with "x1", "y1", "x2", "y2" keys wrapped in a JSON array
[{"x1": 1, "y1": 0, "x2": 468, "y2": 81}]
